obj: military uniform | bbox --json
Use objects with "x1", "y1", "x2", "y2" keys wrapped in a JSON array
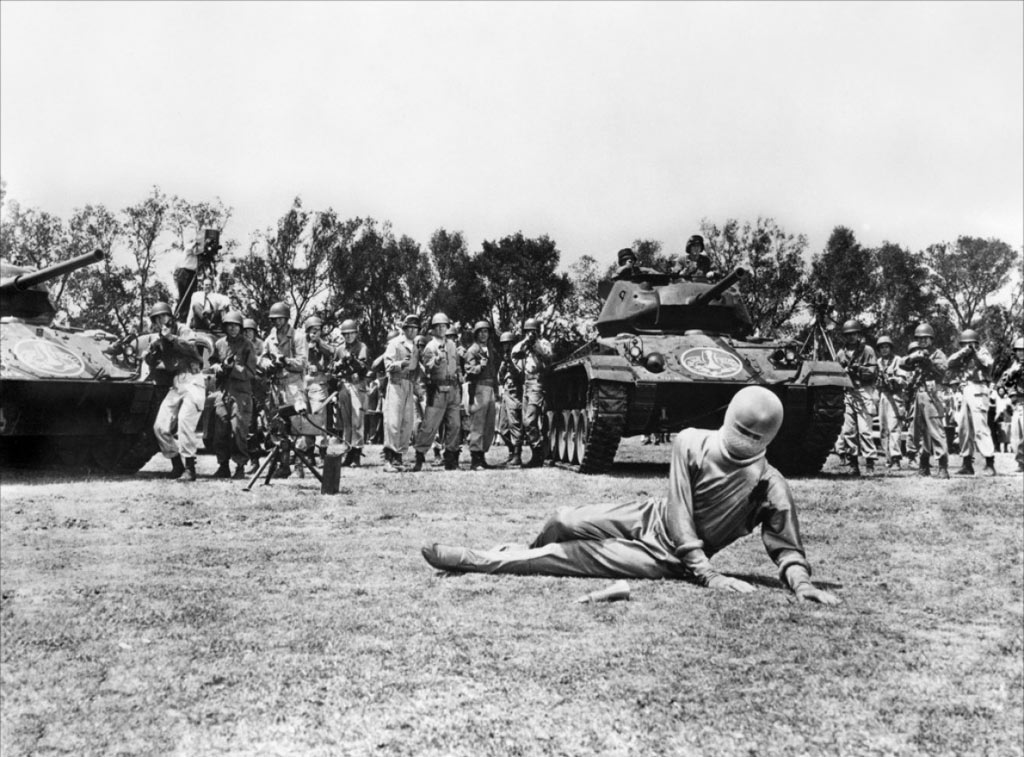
[
  {"x1": 211, "y1": 330, "x2": 258, "y2": 474},
  {"x1": 497, "y1": 342, "x2": 525, "y2": 464},
  {"x1": 836, "y1": 339, "x2": 878, "y2": 473},
  {"x1": 413, "y1": 334, "x2": 463, "y2": 467},
  {"x1": 875, "y1": 346, "x2": 909, "y2": 467},
  {"x1": 902, "y1": 341, "x2": 950, "y2": 476},
  {"x1": 303, "y1": 332, "x2": 341, "y2": 454},
  {"x1": 511, "y1": 326, "x2": 553, "y2": 466},
  {"x1": 335, "y1": 335, "x2": 371, "y2": 465},
  {"x1": 464, "y1": 331, "x2": 499, "y2": 468},
  {"x1": 946, "y1": 333, "x2": 996, "y2": 475},
  {"x1": 998, "y1": 348, "x2": 1023, "y2": 471},
  {"x1": 383, "y1": 327, "x2": 420, "y2": 466},
  {"x1": 149, "y1": 325, "x2": 207, "y2": 479},
  {"x1": 260, "y1": 324, "x2": 309, "y2": 417}
]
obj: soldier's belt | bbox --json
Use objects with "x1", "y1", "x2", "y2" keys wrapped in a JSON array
[
  {"x1": 430, "y1": 378, "x2": 461, "y2": 387},
  {"x1": 473, "y1": 379, "x2": 497, "y2": 387},
  {"x1": 390, "y1": 371, "x2": 412, "y2": 380}
]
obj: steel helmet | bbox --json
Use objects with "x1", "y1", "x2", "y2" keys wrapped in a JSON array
[
  {"x1": 958, "y1": 328, "x2": 979, "y2": 345},
  {"x1": 907, "y1": 341, "x2": 920, "y2": 353},
  {"x1": 242, "y1": 318, "x2": 258, "y2": 332},
  {"x1": 617, "y1": 248, "x2": 636, "y2": 265},
  {"x1": 430, "y1": 312, "x2": 451, "y2": 328},
  {"x1": 221, "y1": 310, "x2": 244, "y2": 327},
  {"x1": 913, "y1": 323, "x2": 935, "y2": 339},
  {"x1": 875, "y1": 335, "x2": 893, "y2": 347},
  {"x1": 523, "y1": 318, "x2": 540, "y2": 332},
  {"x1": 499, "y1": 331, "x2": 515, "y2": 344},
  {"x1": 269, "y1": 301, "x2": 290, "y2": 320},
  {"x1": 403, "y1": 314, "x2": 421, "y2": 328},
  {"x1": 841, "y1": 319, "x2": 864, "y2": 335},
  {"x1": 1014, "y1": 337, "x2": 1024, "y2": 351},
  {"x1": 304, "y1": 316, "x2": 324, "y2": 330},
  {"x1": 720, "y1": 386, "x2": 784, "y2": 460},
  {"x1": 473, "y1": 320, "x2": 491, "y2": 334},
  {"x1": 149, "y1": 302, "x2": 173, "y2": 318},
  {"x1": 686, "y1": 234, "x2": 705, "y2": 251},
  {"x1": 339, "y1": 318, "x2": 358, "y2": 334}
]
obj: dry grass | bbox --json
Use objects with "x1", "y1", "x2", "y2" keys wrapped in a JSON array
[{"x1": 1, "y1": 442, "x2": 1022, "y2": 756}]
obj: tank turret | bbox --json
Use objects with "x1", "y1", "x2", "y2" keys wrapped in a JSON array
[{"x1": 1, "y1": 249, "x2": 104, "y2": 321}]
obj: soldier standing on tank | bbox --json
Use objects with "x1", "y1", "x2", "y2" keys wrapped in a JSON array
[
  {"x1": 411, "y1": 313, "x2": 464, "y2": 472},
  {"x1": 997, "y1": 336, "x2": 1024, "y2": 472},
  {"x1": 874, "y1": 336, "x2": 908, "y2": 470},
  {"x1": 334, "y1": 318, "x2": 371, "y2": 467},
  {"x1": 464, "y1": 321, "x2": 499, "y2": 471},
  {"x1": 146, "y1": 302, "x2": 207, "y2": 481},
  {"x1": 258, "y1": 301, "x2": 308, "y2": 479},
  {"x1": 947, "y1": 328, "x2": 997, "y2": 476},
  {"x1": 901, "y1": 323, "x2": 950, "y2": 478},
  {"x1": 382, "y1": 314, "x2": 421, "y2": 472},
  {"x1": 301, "y1": 316, "x2": 340, "y2": 464},
  {"x1": 835, "y1": 319, "x2": 878, "y2": 475},
  {"x1": 210, "y1": 310, "x2": 258, "y2": 479},
  {"x1": 511, "y1": 317, "x2": 554, "y2": 468},
  {"x1": 497, "y1": 330, "x2": 524, "y2": 466}
]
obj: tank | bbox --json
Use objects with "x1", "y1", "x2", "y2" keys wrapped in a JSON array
[
  {"x1": 0, "y1": 250, "x2": 169, "y2": 471},
  {"x1": 544, "y1": 267, "x2": 852, "y2": 474}
]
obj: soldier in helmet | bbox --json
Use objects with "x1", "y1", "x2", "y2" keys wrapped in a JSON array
[
  {"x1": 677, "y1": 235, "x2": 720, "y2": 283},
  {"x1": 421, "y1": 387, "x2": 840, "y2": 606},
  {"x1": 334, "y1": 318, "x2": 371, "y2": 467},
  {"x1": 873, "y1": 335, "x2": 909, "y2": 470},
  {"x1": 997, "y1": 336, "x2": 1024, "y2": 471},
  {"x1": 835, "y1": 319, "x2": 878, "y2": 475},
  {"x1": 258, "y1": 301, "x2": 308, "y2": 478},
  {"x1": 242, "y1": 317, "x2": 268, "y2": 473},
  {"x1": 901, "y1": 323, "x2": 950, "y2": 478},
  {"x1": 464, "y1": 320, "x2": 499, "y2": 471},
  {"x1": 145, "y1": 302, "x2": 207, "y2": 481},
  {"x1": 511, "y1": 317, "x2": 554, "y2": 467},
  {"x1": 613, "y1": 247, "x2": 662, "y2": 281},
  {"x1": 301, "y1": 315, "x2": 341, "y2": 464},
  {"x1": 411, "y1": 313, "x2": 464, "y2": 472},
  {"x1": 210, "y1": 310, "x2": 258, "y2": 478},
  {"x1": 947, "y1": 328, "x2": 997, "y2": 476},
  {"x1": 382, "y1": 314, "x2": 421, "y2": 472},
  {"x1": 497, "y1": 330, "x2": 524, "y2": 466}
]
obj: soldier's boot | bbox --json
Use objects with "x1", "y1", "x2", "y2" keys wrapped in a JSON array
[
  {"x1": 168, "y1": 455, "x2": 186, "y2": 479},
  {"x1": 470, "y1": 451, "x2": 486, "y2": 471},
  {"x1": 887, "y1": 456, "x2": 901, "y2": 470},
  {"x1": 982, "y1": 456, "x2": 997, "y2": 477},
  {"x1": 232, "y1": 464, "x2": 247, "y2": 480},
  {"x1": 432, "y1": 448, "x2": 444, "y2": 467},
  {"x1": 848, "y1": 458, "x2": 861, "y2": 477},
  {"x1": 183, "y1": 457, "x2": 197, "y2": 482},
  {"x1": 500, "y1": 446, "x2": 518, "y2": 466},
  {"x1": 411, "y1": 451, "x2": 426, "y2": 472},
  {"x1": 918, "y1": 455, "x2": 931, "y2": 477},
  {"x1": 213, "y1": 462, "x2": 231, "y2": 479},
  {"x1": 383, "y1": 448, "x2": 401, "y2": 474},
  {"x1": 955, "y1": 456, "x2": 975, "y2": 476},
  {"x1": 443, "y1": 451, "x2": 460, "y2": 471},
  {"x1": 936, "y1": 455, "x2": 950, "y2": 479},
  {"x1": 348, "y1": 448, "x2": 362, "y2": 468},
  {"x1": 865, "y1": 458, "x2": 875, "y2": 474},
  {"x1": 509, "y1": 446, "x2": 523, "y2": 468}
]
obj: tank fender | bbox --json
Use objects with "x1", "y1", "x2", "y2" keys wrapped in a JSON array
[
  {"x1": 796, "y1": 360, "x2": 852, "y2": 389},
  {"x1": 576, "y1": 354, "x2": 635, "y2": 384}
]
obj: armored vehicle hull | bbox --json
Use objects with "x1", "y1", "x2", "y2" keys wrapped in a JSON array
[
  {"x1": 0, "y1": 251, "x2": 169, "y2": 472},
  {"x1": 544, "y1": 268, "x2": 851, "y2": 474}
]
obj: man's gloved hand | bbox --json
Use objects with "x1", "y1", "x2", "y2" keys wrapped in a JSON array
[
  {"x1": 705, "y1": 573, "x2": 756, "y2": 593},
  {"x1": 786, "y1": 565, "x2": 841, "y2": 605}
]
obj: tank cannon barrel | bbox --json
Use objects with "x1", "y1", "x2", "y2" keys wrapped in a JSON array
[
  {"x1": 2, "y1": 249, "x2": 104, "y2": 292},
  {"x1": 690, "y1": 266, "x2": 747, "y2": 306}
]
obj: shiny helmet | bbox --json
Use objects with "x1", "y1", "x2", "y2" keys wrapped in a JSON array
[
  {"x1": 686, "y1": 234, "x2": 705, "y2": 253},
  {"x1": 472, "y1": 320, "x2": 491, "y2": 335},
  {"x1": 221, "y1": 310, "x2": 244, "y2": 327},
  {"x1": 148, "y1": 302, "x2": 173, "y2": 319},
  {"x1": 339, "y1": 318, "x2": 358, "y2": 334},
  {"x1": 913, "y1": 323, "x2": 935, "y2": 339},
  {"x1": 304, "y1": 316, "x2": 324, "y2": 330},
  {"x1": 429, "y1": 312, "x2": 450, "y2": 328},
  {"x1": 523, "y1": 318, "x2": 540, "y2": 332},
  {"x1": 907, "y1": 341, "x2": 920, "y2": 353},
  {"x1": 403, "y1": 314, "x2": 421, "y2": 328},
  {"x1": 242, "y1": 318, "x2": 259, "y2": 332},
  {"x1": 269, "y1": 301, "x2": 290, "y2": 320},
  {"x1": 875, "y1": 335, "x2": 893, "y2": 348},
  {"x1": 616, "y1": 248, "x2": 636, "y2": 265},
  {"x1": 720, "y1": 386, "x2": 784, "y2": 460},
  {"x1": 958, "y1": 328, "x2": 979, "y2": 345},
  {"x1": 841, "y1": 319, "x2": 864, "y2": 335},
  {"x1": 499, "y1": 331, "x2": 515, "y2": 344}
]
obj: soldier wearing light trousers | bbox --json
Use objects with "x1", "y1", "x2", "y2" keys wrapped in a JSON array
[
  {"x1": 464, "y1": 321, "x2": 499, "y2": 471},
  {"x1": 947, "y1": 329, "x2": 996, "y2": 476},
  {"x1": 511, "y1": 318, "x2": 553, "y2": 467},
  {"x1": 335, "y1": 319, "x2": 371, "y2": 467},
  {"x1": 412, "y1": 313, "x2": 463, "y2": 471},
  {"x1": 998, "y1": 337, "x2": 1024, "y2": 471},
  {"x1": 497, "y1": 330, "x2": 524, "y2": 466},
  {"x1": 211, "y1": 311, "x2": 258, "y2": 478},
  {"x1": 422, "y1": 387, "x2": 840, "y2": 606},
  {"x1": 874, "y1": 336, "x2": 908, "y2": 468},
  {"x1": 382, "y1": 315, "x2": 421, "y2": 471},
  {"x1": 902, "y1": 323, "x2": 950, "y2": 478},
  {"x1": 258, "y1": 301, "x2": 308, "y2": 479},
  {"x1": 836, "y1": 320, "x2": 878, "y2": 475}
]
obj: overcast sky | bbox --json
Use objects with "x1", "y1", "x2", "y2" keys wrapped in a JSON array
[{"x1": 1, "y1": 1, "x2": 1021, "y2": 271}]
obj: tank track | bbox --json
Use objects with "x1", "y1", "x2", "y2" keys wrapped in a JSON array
[
  {"x1": 768, "y1": 386, "x2": 845, "y2": 476},
  {"x1": 578, "y1": 380, "x2": 628, "y2": 474}
]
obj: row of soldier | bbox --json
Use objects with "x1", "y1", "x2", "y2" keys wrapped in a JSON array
[
  {"x1": 138, "y1": 299, "x2": 556, "y2": 480},
  {"x1": 835, "y1": 319, "x2": 1024, "y2": 478}
]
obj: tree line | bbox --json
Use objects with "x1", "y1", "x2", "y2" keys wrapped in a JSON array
[{"x1": 1, "y1": 180, "x2": 1020, "y2": 367}]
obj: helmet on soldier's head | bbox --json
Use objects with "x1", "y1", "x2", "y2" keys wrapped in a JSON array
[
  {"x1": 841, "y1": 319, "x2": 864, "y2": 335},
  {"x1": 907, "y1": 341, "x2": 920, "y2": 353},
  {"x1": 473, "y1": 320, "x2": 491, "y2": 335},
  {"x1": 617, "y1": 248, "x2": 636, "y2": 265},
  {"x1": 430, "y1": 312, "x2": 450, "y2": 328},
  {"x1": 221, "y1": 310, "x2": 244, "y2": 327},
  {"x1": 523, "y1": 318, "x2": 540, "y2": 332},
  {"x1": 242, "y1": 318, "x2": 258, "y2": 332},
  {"x1": 720, "y1": 386, "x2": 784, "y2": 460},
  {"x1": 149, "y1": 302, "x2": 173, "y2": 318},
  {"x1": 875, "y1": 335, "x2": 893, "y2": 348},
  {"x1": 958, "y1": 328, "x2": 979, "y2": 345},
  {"x1": 914, "y1": 323, "x2": 935, "y2": 339},
  {"x1": 269, "y1": 301, "x2": 290, "y2": 320},
  {"x1": 403, "y1": 314, "x2": 421, "y2": 328},
  {"x1": 686, "y1": 234, "x2": 705, "y2": 252},
  {"x1": 499, "y1": 331, "x2": 515, "y2": 344},
  {"x1": 339, "y1": 318, "x2": 358, "y2": 334},
  {"x1": 1014, "y1": 337, "x2": 1024, "y2": 351},
  {"x1": 304, "y1": 316, "x2": 323, "y2": 330}
]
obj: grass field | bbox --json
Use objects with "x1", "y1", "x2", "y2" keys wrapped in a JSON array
[{"x1": 1, "y1": 441, "x2": 1022, "y2": 756}]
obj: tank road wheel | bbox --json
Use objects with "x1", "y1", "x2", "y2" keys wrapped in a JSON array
[
  {"x1": 560, "y1": 410, "x2": 575, "y2": 464},
  {"x1": 551, "y1": 411, "x2": 566, "y2": 463},
  {"x1": 768, "y1": 386, "x2": 846, "y2": 476},
  {"x1": 577, "y1": 380, "x2": 628, "y2": 474},
  {"x1": 545, "y1": 411, "x2": 557, "y2": 460},
  {"x1": 566, "y1": 410, "x2": 582, "y2": 465},
  {"x1": 573, "y1": 410, "x2": 589, "y2": 465}
]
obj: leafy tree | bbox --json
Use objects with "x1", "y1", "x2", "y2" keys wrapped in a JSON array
[
  {"x1": 121, "y1": 186, "x2": 174, "y2": 332},
  {"x1": 599, "y1": 238, "x2": 674, "y2": 279},
  {"x1": 476, "y1": 232, "x2": 571, "y2": 334},
  {"x1": 0, "y1": 200, "x2": 83, "y2": 314},
  {"x1": 923, "y1": 236, "x2": 1020, "y2": 330},
  {"x1": 422, "y1": 228, "x2": 487, "y2": 325},
  {"x1": 700, "y1": 217, "x2": 809, "y2": 336},
  {"x1": 64, "y1": 204, "x2": 136, "y2": 333},
  {"x1": 865, "y1": 242, "x2": 937, "y2": 348},
  {"x1": 807, "y1": 226, "x2": 877, "y2": 330}
]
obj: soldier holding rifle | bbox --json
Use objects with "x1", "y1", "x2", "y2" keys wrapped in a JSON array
[
  {"x1": 835, "y1": 319, "x2": 878, "y2": 476},
  {"x1": 464, "y1": 321, "x2": 499, "y2": 471},
  {"x1": 511, "y1": 317, "x2": 553, "y2": 468},
  {"x1": 874, "y1": 336, "x2": 908, "y2": 470},
  {"x1": 382, "y1": 315, "x2": 421, "y2": 472},
  {"x1": 946, "y1": 329, "x2": 997, "y2": 476},
  {"x1": 258, "y1": 301, "x2": 308, "y2": 479},
  {"x1": 411, "y1": 313, "x2": 464, "y2": 472},
  {"x1": 901, "y1": 323, "x2": 950, "y2": 478},
  {"x1": 210, "y1": 310, "x2": 258, "y2": 479},
  {"x1": 997, "y1": 336, "x2": 1024, "y2": 472},
  {"x1": 333, "y1": 318, "x2": 371, "y2": 467}
]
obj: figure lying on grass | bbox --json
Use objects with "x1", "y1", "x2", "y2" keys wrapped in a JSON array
[{"x1": 422, "y1": 386, "x2": 841, "y2": 605}]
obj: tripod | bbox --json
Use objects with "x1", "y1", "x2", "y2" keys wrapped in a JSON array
[{"x1": 245, "y1": 407, "x2": 324, "y2": 490}]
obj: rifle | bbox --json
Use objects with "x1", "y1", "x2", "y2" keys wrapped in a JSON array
[{"x1": 215, "y1": 354, "x2": 236, "y2": 390}]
